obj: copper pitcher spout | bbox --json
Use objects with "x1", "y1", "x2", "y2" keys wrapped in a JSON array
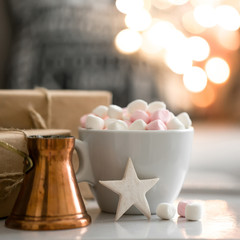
[{"x1": 5, "y1": 135, "x2": 91, "y2": 230}]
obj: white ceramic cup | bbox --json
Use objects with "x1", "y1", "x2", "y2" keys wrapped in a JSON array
[{"x1": 76, "y1": 128, "x2": 194, "y2": 214}]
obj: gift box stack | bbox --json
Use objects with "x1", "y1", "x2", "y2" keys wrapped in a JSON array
[{"x1": 0, "y1": 89, "x2": 112, "y2": 218}]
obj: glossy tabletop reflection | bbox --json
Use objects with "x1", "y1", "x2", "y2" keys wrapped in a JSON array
[{"x1": 1, "y1": 192, "x2": 240, "y2": 240}]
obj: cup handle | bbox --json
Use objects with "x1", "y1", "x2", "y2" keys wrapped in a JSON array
[{"x1": 74, "y1": 139, "x2": 95, "y2": 185}]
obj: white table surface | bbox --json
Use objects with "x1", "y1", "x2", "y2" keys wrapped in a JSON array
[{"x1": 1, "y1": 190, "x2": 240, "y2": 240}]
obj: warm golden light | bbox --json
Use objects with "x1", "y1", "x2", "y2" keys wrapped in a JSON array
[
  {"x1": 187, "y1": 36, "x2": 210, "y2": 61},
  {"x1": 205, "y1": 57, "x2": 230, "y2": 84},
  {"x1": 217, "y1": 29, "x2": 240, "y2": 51},
  {"x1": 116, "y1": 0, "x2": 144, "y2": 14},
  {"x1": 165, "y1": 48, "x2": 192, "y2": 75},
  {"x1": 182, "y1": 11, "x2": 206, "y2": 34},
  {"x1": 215, "y1": 5, "x2": 240, "y2": 31},
  {"x1": 125, "y1": 9, "x2": 152, "y2": 31},
  {"x1": 145, "y1": 20, "x2": 176, "y2": 51},
  {"x1": 115, "y1": 29, "x2": 142, "y2": 54},
  {"x1": 152, "y1": 0, "x2": 172, "y2": 10},
  {"x1": 191, "y1": 84, "x2": 216, "y2": 108},
  {"x1": 183, "y1": 66, "x2": 207, "y2": 92},
  {"x1": 194, "y1": 5, "x2": 216, "y2": 28},
  {"x1": 169, "y1": 0, "x2": 189, "y2": 5}
]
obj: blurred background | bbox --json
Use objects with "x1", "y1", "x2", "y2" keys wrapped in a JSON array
[{"x1": 0, "y1": 0, "x2": 240, "y2": 190}]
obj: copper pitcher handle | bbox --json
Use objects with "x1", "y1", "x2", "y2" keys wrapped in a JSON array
[{"x1": 74, "y1": 139, "x2": 95, "y2": 185}]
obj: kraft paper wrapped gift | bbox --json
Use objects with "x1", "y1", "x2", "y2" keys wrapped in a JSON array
[
  {"x1": 0, "y1": 129, "x2": 72, "y2": 218},
  {"x1": 0, "y1": 89, "x2": 112, "y2": 138}
]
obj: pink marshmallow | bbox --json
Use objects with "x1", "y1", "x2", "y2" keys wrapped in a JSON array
[
  {"x1": 150, "y1": 109, "x2": 172, "y2": 124},
  {"x1": 124, "y1": 120, "x2": 131, "y2": 127},
  {"x1": 130, "y1": 110, "x2": 150, "y2": 124},
  {"x1": 80, "y1": 114, "x2": 89, "y2": 128},
  {"x1": 178, "y1": 201, "x2": 191, "y2": 217},
  {"x1": 146, "y1": 119, "x2": 166, "y2": 130}
]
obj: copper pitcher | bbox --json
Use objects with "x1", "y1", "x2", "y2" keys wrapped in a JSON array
[{"x1": 5, "y1": 135, "x2": 91, "y2": 230}]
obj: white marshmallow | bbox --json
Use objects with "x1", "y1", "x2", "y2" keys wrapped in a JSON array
[
  {"x1": 148, "y1": 101, "x2": 166, "y2": 114},
  {"x1": 166, "y1": 117, "x2": 185, "y2": 130},
  {"x1": 156, "y1": 203, "x2": 176, "y2": 220},
  {"x1": 104, "y1": 118, "x2": 116, "y2": 128},
  {"x1": 85, "y1": 115, "x2": 104, "y2": 130},
  {"x1": 185, "y1": 203, "x2": 203, "y2": 221},
  {"x1": 177, "y1": 112, "x2": 192, "y2": 128},
  {"x1": 92, "y1": 105, "x2": 108, "y2": 118},
  {"x1": 107, "y1": 120, "x2": 128, "y2": 130},
  {"x1": 107, "y1": 105, "x2": 123, "y2": 119},
  {"x1": 127, "y1": 99, "x2": 148, "y2": 115},
  {"x1": 129, "y1": 119, "x2": 147, "y2": 130}
]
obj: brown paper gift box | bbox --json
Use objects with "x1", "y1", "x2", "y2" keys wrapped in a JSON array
[
  {"x1": 0, "y1": 89, "x2": 112, "y2": 201},
  {"x1": 0, "y1": 89, "x2": 112, "y2": 138},
  {"x1": 0, "y1": 129, "x2": 72, "y2": 218}
]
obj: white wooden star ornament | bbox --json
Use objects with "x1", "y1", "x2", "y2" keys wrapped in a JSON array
[{"x1": 99, "y1": 158, "x2": 159, "y2": 221}]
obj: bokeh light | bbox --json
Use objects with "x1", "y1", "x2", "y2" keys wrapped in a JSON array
[
  {"x1": 191, "y1": 84, "x2": 216, "y2": 108},
  {"x1": 169, "y1": 0, "x2": 189, "y2": 5},
  {"x1": 115, "y1": 29, "x2": 142, "y2": 54},
  {"x1": 145, "y1": 20, "x2": 177, "y2": 51},
  {"x1": 116, "y1": 0, "x2": 144, "y2": 14},
  {"x1": 217, "y1": 29, "x2": 240, "y2": 51},
  {"x1": 205, "y1": 57, "x2": 230, "y2": 84},
  {"x1": 215, "y1": 5, "x2": 240, "y2": 31},
  {"x1": 182, "y1": 11, "x2": 206, "y2": 34},
  {"x1": 183, "y1": 66, "x2": 207, "y2": 92},
  {"x1": 187, "y1": 36, "x2": 210, "y2": 61},
  {"x1": 125, "y1": 9, "x2": 152, "y2": 31},
  {"x1": 193, "y1": 5, "x2": 216, "y2": 28},
  {"x1": 152, "y1": 0, "x2": 172, "y2": 10}
]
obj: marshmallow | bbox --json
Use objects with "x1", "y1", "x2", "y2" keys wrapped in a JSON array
[
  {"x1": 156, "y1": 203, "x2": 176, "y2": 220},
  {"x1": 129, "y1": 119, "x2": 147, "y2": 130},
  {"x1": 148, "y1": 101, "x2": 166, "y2": 113},
  {"x1": 127, "y1": 99, "x2": 148, "y2": 115},
  {"x1": 122, "y1": 108, "x2": 130, "y2": 121},
  {"x1": 92, "y1": 105, "x2": 108, "y2": 118},
  {"x1": 104, "y1": 118, "x2": 116, "y2": 128},
  {"x1": 85, "y1": 115, "x2": 104, "y2": 130},
  {"x1": 107, "y1": 120, "x2": 128, "y2": 130},
  {"x1": 178, "y1": 201, "x2": 191, "y2": 217},
  {"x1": 185, "y1": 203, "x2": 203, "y2": 221},
  {"x1": 80, "y1": 114, "x2": 89, "y2": 128},
  {"x1": 166, "y1": 117, "x2": 185, "y2": 130},
  {"x1": 130, "y1": 110, "x2": 150, "y2": 124},
  {"x1": 108, "y1": 105, "x2": 123, "y2": 119},
  {"x1": 177, "y1": 112, "x2": 192, "y2": 128},
  {"x1": 147, "y1": 120, "x2": 166, "y2": 130},
  {"x1": 151, "y1": 109, "x2": 172, "y2": 124}
]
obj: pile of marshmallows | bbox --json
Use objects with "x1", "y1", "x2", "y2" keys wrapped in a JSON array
[
  {"x1": 156, "y1": 201, "x2": 203, "y2": 221},
  {"x1": 80, "y1": 99, "x2": 192, "y2": 130}
]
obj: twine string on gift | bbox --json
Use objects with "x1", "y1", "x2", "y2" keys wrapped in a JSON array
[
  {"x1": 0, "y1": 129, "x2": 33, "y2": 200},
  {"x1": 28, "y1": 87, "x2": 52, "y2": 129}
]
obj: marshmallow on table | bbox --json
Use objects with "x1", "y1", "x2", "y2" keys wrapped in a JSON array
[
  {"x1": 156, "y1": 203, "x2": 176, "y2": 220},
  {"x1": 127, "y1": 99, "x2": 148, "y2": 115},
  {"x1": 108, "y1": 105, "x2": 123, "y2": 119},
  {"x1": 177, "y1": 112, "x2": 192, "y2": 128},
  {"x1": 130, "y1": 110, "x2": 150, "y2": 124},
  {"x1": 92, "y1": 105, "x2": 108, "y2": 118},
  {"x1": 178, "y1": 201, "x2": 191, "y2": 217},
  {"x1": 185, "y1": 203, "x2": 203, "y2": 221},
  {"x1": 85, "y1": 115, "x2": 104, "y2": 130},
  {"x1": 147, "y1": 119, "x2": 166, "y2": 130},
  {"x1": 107, "y1": 120, "x2": 128, "y2": 130},
  {"x1": 166, "y1": 117, "x2": 185, "y2": 130},
  {"x1": 150, "y1": 109, "x2": 172, "y2": 124},
  {"x1": 148, "y1": 101, "x2": 166, "y2": 114},
  {"x1": 129, "y1": 119, "x2": 147, "y2": 130}
]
